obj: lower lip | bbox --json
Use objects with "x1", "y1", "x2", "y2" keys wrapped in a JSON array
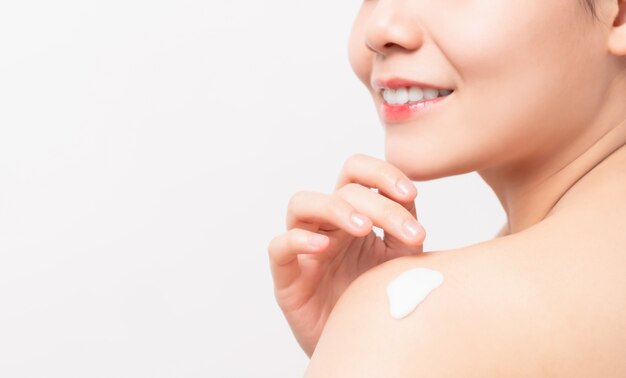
[{"x1": 380, "y1": 95, "x2": 451, "y2": 123}]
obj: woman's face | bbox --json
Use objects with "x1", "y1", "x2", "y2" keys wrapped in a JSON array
[{"x1": 348, "y1": 0, "x2": 613, "y2": 180}]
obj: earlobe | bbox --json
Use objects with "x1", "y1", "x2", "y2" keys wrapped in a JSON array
[
  {"x1": 608, "y1": 27, "x2": 626, "y2": 55},
  {"x1": 608, "y1": 0, "x2": 626, "y2": 55}
]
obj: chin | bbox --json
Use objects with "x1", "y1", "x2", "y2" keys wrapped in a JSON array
[{"x1": 384, "y1": 137, "x2": 482, "y2": 182}]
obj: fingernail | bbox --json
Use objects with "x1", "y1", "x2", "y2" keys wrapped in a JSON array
[
  {"x1": 402, "y1": 219, "x2": 421, "y2": 239},
  {"x1": 351, "y1": 213, "x2": 368, "y2": 228},
  {"x1": 396, "y1": 179, "x2": 415, "y2": 196}
]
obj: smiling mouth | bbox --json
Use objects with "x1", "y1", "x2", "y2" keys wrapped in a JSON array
[
  {"x1": 381, "y1": 86, "x2": 454, "y2": 106},
  {"x1": 379, "y1": 87, "x2": 454, "y2": 123}
]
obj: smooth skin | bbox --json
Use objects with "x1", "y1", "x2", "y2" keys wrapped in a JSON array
[
  {"x1": 303, "y1": 148, "x2": 626, "y2": 377},
  {"x1": 269, "y1": 154, "x2": 426, "y2": 357},
  {"x1": 269, "y1": 0, "x2": 626, "y2": 375}
]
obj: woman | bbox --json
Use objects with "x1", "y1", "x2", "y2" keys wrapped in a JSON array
[{"x1": 269, "y1": 0, "x2": 626, "y2": 375}]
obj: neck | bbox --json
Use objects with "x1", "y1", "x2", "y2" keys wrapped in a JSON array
[{"x1": 479, "y1": 83, "x2": 626, "y2": 236}]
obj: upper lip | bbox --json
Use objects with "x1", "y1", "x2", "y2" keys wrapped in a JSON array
[{"x1": 371, "y1": 77, "x2": 453, "y2": 92}]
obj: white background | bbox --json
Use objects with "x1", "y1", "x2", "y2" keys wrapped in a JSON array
[{"x1": 0, "y1": 1, "x2": 506, "y2": 377}]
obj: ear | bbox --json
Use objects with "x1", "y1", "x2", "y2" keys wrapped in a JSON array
[{"x1": 608, "y1": 0, "x2": 626, "y2": 55}]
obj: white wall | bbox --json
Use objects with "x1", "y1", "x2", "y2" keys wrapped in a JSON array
[{"x1": 0, "y1": 1, "x2": 506, "y2": 377}]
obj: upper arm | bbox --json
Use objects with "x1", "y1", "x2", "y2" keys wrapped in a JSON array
[{"x1": 303, "y1": 245, "x2": 626, "y2": 377}]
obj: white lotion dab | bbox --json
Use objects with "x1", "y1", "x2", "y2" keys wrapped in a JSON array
[{"x1": 386, "y1": 268, "x2": 444, "y2": 319}]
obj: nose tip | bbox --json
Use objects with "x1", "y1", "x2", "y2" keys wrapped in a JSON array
[{"x1": 364, "y1": 11, "x2": 424, "y2": 56}]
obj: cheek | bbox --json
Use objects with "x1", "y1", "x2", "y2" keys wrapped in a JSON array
[
  {"x1": 385, "y1": 1, "x2": 601, "y2": 178},
  {"x1": 437, "y1": 2, "x2": 597, "y2": 155}
]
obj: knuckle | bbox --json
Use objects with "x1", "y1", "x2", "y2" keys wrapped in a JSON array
[
  {"x1": 267, "y1": 235, "x2": 281, "y2": 257},
  {"x1": 338, "y1": 182, "x2": 360, "y2": 195},
  {"x1": 327, "y1": 195, "x2": 349, "y2": 218},
  {"x1": 268, "y1": 231, "x2": 299, "y2": 260},
  {"x1": 342, "y1": 153, "x2": 363, "y2": 172},
  {"x1": 287, "y1": 190, "x2": 310, "y2": 209},
  {"x1": 375, "y1": 161, "x2": 396, "y2": 184},
  {"x1": 345, "y1": 153, "x2": 361, "y2": 165},
  {"x1": 335, "y1": 183, "x2": 363, "y2": 201},
  {"x1": 286, "y1": 229, "x2": 303, "y2": 249},
  {"x1": 381, "y1": 202, "x2": 400, "y2": 219}
]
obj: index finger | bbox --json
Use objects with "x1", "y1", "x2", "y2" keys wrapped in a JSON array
[{"x1": 334, "y1": 153, "x2": 417, "y2": 203}]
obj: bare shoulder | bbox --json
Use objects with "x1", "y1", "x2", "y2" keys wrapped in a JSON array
[{"x1": 304, "y1": 211, "x2": 626, "y2": 377}]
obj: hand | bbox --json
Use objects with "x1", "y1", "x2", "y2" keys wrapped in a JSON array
[{"x1": 267, "y1": 154, "x2": 426, "y2": 357}]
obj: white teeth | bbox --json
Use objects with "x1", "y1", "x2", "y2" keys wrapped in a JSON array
[
  {"x1": 408, "y1": 87, "x2": 423, "y2": 102},
  {"x1": 382, "y1": 86, "x2": 453, "y2": 105},
  {"x1": 383, "y1": 88, "x2": 396, "y2": 104},
  {"x1": 395, "y1": 87, "x2": 409, "y2": 104}
]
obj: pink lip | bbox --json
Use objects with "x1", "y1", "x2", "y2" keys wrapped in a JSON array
[
  {"x1": 380, "y1": 96, "x2": 451, "y2": 123},
  {"x1": 372, "y1": 77, "x2": 451, "y2": 91},
  {"x1": 372, "y1": 76, "x2": 455, "y2": 123}
]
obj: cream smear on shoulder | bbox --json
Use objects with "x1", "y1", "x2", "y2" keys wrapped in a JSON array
[{"x1": 386, "y1": 268, "x2": 444, "y2": 319}]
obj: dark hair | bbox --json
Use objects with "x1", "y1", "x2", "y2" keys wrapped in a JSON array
[{"x1": 581, "y1": 0, "x2": 598, "y2": 19}]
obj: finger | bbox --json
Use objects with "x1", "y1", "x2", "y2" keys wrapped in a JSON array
[
  {"x1": 268, "y1": 229, "x2": 330, "y2": 290},
  {"x1": 336, "y1": 183, "x2": 425, "y2": 246},
  {"x1": 286, "y1": 190, "x2": 372, "y2": 237},
  {"x1": 334, "y1": 154, "x2": 418, "y2": 206}
]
